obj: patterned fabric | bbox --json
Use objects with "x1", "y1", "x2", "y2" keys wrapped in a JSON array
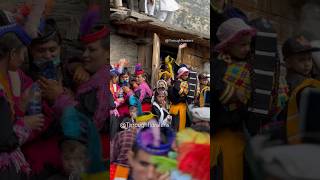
[
  {"x1": 0, "y1": 89, "x2": 31, "y2": 174},
  {"x1": 223, "y1": 62, "x2": 251, "y2": 92},
  {"x1": 220, "y1": 60, "x2": 251, "y2": 110},
  {"x1": 136, "y1": 81, "x2": 152, "y2": 102},
  {"x1": 111, "y1": 129, "x2": 137, "y2": 166},
  {"x1": 199, "y1": 85, "x2": 210, "y2": 107},
  {"x1": 178, "y1": 80, "x2": 189, "y2": 96},
  {"x1": 0, "y1": 148, "x2": 31, "y2": 174}
]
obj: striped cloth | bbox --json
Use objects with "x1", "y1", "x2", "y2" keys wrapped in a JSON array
[{"x1": 111, "y1": 129, "x2": 137, "y2": 166}]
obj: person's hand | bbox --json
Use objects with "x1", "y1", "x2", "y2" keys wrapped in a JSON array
[
  {"x1": 166, "y1": 115, "x2": 172, "y2": 123},
  {"x1": 178, "y1": 43, "x2": 187, "y2": 49},
  {"x1": 24, "y1": 114, "x2": 45, "y2": 130},
  {"x1": 38, "y1": 77, "x2": 64, "y2": 102},
  {"x1": 157, "y1": 171, "x2": 170, "y2": 180},
  {"x1": 119, "y1": 58, "x2": 128, "y2": 67},
  {"x1": 73, "y1": 65, "x2": 90, "y2": 84},
  {"x1": 160, "y1": 100, "x2": 166, "y2": 108},
  {"x1": 110, "y1": 109, "x2": 120, "y2": 117}
]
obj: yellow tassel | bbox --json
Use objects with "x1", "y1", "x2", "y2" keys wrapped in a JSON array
[
  {"x1": 165, "y1": 56, "x2": 175, "y2": 80},
  {"x1": 135, "y1": 112, "x2": 156, "y2": 123}
]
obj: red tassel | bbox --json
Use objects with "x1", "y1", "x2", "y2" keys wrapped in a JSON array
[{"x1": 178, "y1": 143, "x2": 210, "y2": 180}]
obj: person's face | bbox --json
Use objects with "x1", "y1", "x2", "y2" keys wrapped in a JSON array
[
  {"x1": 31, "y1": 40, "x2": 60, "y2": 62},
  {"x1": 82, "y1": 40, "x2": 109, "y2": 74},
  {"x1": 156, "y1": 94, "x2": 165, "y2": 104},
  {"x1": 62, "y1": 150, "x2": 87, "y2": 175},
  {"x1": 128, "y1": 150, "x2": 159, "y2": 180},
  {"x1": 200, "y1": 78, "x2": 209, "y2": 85},
  {"x1": 8, "y1": 46, "x2": 27, "y2": 71},
  {"x1": 112, "y1": 76, "x2": 118, "y2": 84},
  {"x1": 123, "y1": 86, "x2": 130, "y2": 94},
  {"x1": 136, "y1": 74, "x2": 144, "y2": 84},
  {"x1": 181, "y1": 72, "x2": 189, "y2": 80},
  {"x1": 286, "y1": 52, "x2": 313, "y2": 76},
  {"x1": 133, "y1": 82, "x2": 139, "y2": 89},
  {"x1": 121, "y1": 74, "x2": 129, "y2": 82},
  {"x1": 227, "y1": 35, "x2": 252, "y2": 59}
]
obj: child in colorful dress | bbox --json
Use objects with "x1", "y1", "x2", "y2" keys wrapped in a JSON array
[
  {"x1": 168, "y1": 66, "x2": 190, "y2": 131},
  {"x1": 134, "y1": 64, "x2": 153, "y2": 113},
  {"x1": 212, "y1": 17, "x2": 256, "y2": 180}
]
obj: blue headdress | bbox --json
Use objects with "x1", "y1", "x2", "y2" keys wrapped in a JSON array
[
  {"x1": 0, "y1": 10, "x2": 31, "y2": 45},
  {"x1": 61, "y1": 107, "x2": 105, "y2": 173},
  {"x1": 135, "y1": 126, "x2": 175, "y2": 155}
]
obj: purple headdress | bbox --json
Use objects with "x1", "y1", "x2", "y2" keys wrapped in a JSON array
[
  {"x1": 136, "y1": 126, "x2": 175, "y2": 155},
  {"x1": 135, "y1": 63, "x2": 144, "y2": 76}
]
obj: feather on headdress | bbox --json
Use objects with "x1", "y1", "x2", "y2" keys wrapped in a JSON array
[
  {"x1": 80, "y1": 4, "x2": 101, "y2": 36},
  {"x1": 135, "y1": 63, "x2": 144, "y2": 76},
  {"x1": 177, "y1": 143, "x2": 210, "y2": 180},
  {"x1": 23, "y1": 0, "x2": 47, "y2": 38},
  {"x1": 79, "y1": 4, "x2": 109, "y2": 43},
  {"x1": 150, "y1": 155, "x2": 177, "y2": 173}
]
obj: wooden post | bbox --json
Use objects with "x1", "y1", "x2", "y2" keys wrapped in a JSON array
[{"x1": 151, "y1": 33, "x2": 160, "y2": 88}]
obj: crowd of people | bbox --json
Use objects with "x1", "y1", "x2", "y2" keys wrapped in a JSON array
[
  {"x1": 109, "y1": 48, "x2": 210, "y2": 179},
  {"x1": 0, "y1": 3, "x2": 109, "y2": 180},
  {"x1": 213, "y1": 2, "x2": 320, "y2": 180},
  {"x1": 0, "y1": 1, "x2": 212, "y2": 180}
]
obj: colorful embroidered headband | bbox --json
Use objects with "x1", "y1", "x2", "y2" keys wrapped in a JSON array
[{"x1": 80, "y1": 25, "x2": 109, "y2": 44}]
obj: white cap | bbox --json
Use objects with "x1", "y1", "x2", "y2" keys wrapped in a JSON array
[{"x1": 191, "y1": 107, "x2": 210, "y2": 122}]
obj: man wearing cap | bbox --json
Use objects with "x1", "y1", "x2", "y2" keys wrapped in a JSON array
[
  {"x1": 127, "y1": 126, "x2": 174, "y2": 180},
  {"x1": 283, "y1": 35, "x2": 320, "y2": 144},
  {"x1": 168, "y1": 66, "x2": 190, "y2": 131},
  {"x1": 111, "y1": 112, "x2": 157, "y2": 166},
  {"x1": 191, "y1": 107, "x2": 210, "y2": 133},
  {"x1": 196, "y1": 73, "x2": 210, "y2": 107},
  {"x1": 27, "y1": 18, "x2": 63, "y2": 82}
]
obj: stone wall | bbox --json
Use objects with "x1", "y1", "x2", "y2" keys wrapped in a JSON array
[
  {"x1": 112, "y1": 0, "x2": 210, "y2": 35},
  {"x1": 110, "y1": 33, "x2": 138, "y2": 72},
  {"x1": 173, "y1": 0, "x2": 210, "y2": 35}
]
